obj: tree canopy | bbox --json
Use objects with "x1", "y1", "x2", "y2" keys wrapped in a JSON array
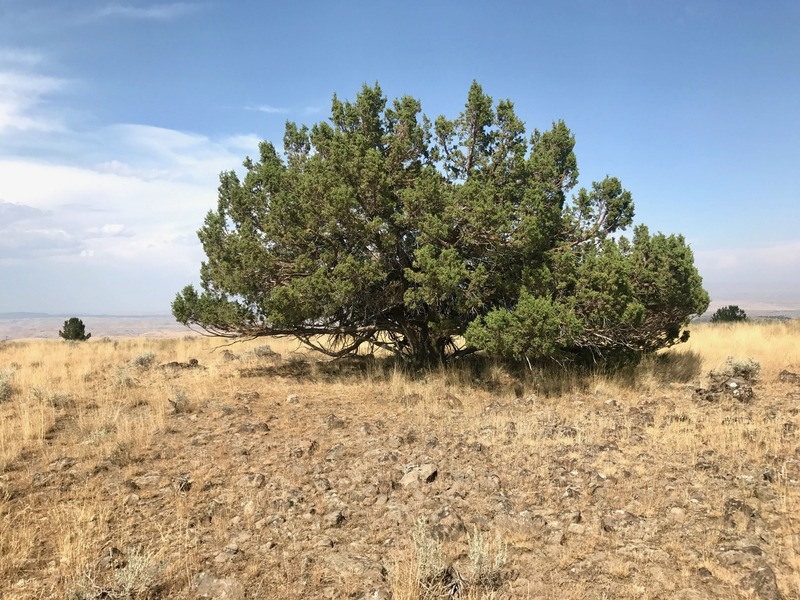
[
  {"x1": 59, "y1": 317, "x2": 91, "y2": 341},
  {"x1": 710, "y1": 305, "x2": 748, "y2": 323},
  {"x1": 173, "y1": 82, "x2": 709, "y2": 366}
]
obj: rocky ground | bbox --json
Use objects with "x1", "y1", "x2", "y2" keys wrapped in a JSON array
[{"x1": 2, "y1": 344, "x2": 800, "y2": 599}]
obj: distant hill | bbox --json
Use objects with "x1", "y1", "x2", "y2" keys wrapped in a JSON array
[
  {"x1": 0, "y1": 312, "x2": 53, "y2": 319},
  {"x1": 0, "y1": 314, "x2": 191, "y2": 340}
]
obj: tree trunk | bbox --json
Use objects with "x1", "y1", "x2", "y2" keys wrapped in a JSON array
[{"x1": 402, "y1": 323, "x2": 446, "y2": 367}]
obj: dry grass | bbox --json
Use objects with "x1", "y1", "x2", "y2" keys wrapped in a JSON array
[{"x1": 0, "y1": 322, "x2": 798, "y2": 599}]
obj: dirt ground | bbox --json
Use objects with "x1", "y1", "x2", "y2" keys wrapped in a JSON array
[{"x1": 1, "y1": 326, "x2": 800, "y2": 599}]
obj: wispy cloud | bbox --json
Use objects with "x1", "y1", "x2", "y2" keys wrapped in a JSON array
[
  {"x1": 0, "y1": 64, "x2": 67, "y2": 133},
  {"x1": 96, "y1": 2, "x2": 200, "y2": 21},
  {"x1": 0, "y1": 48, "x2": 43, "y2": 68},
  {"x1": 244, "y1": 104, "x2": 288, "y2": 115}
]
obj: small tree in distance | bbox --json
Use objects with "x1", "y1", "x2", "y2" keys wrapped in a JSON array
[
  {"x1": 710, "y1": 305, "x2": 748, "y2": 323},
  {"x1": 59, "y1": 317, "x2": 91, "y2": 341}
]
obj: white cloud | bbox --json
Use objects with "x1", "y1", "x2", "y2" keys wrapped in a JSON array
[
  {"x1": 96, "y1": 3, "x2": 200, "y2": 21},
  {"x1": 244, "y1": 104, "x2": 288, "y2": 115},
  {"x1": 0, "y1": 224, "x2": 82, "y2": 259},
  {"x1": 86, "y1": 223, "x2": 133, "y2": 237},
  {"x1": 0, "y1": 69, "x2": 66, "y2": 133}
]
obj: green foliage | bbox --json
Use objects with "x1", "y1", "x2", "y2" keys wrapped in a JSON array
[
  {"x1": 718, "y1": 356, "x2": 761, "y2": 382},
  {"x1": 174, "y1": 82, "x2": 709, "y2": 366},
  {"x1": 710, "y1": 304, "x2": 748, "y2": 323},
  {"x1": 132, "y1": 352, "x2": 156, "y2": 369},
  {"x1": 58, "y1": 317, "x2": 91, "y2": 341}
]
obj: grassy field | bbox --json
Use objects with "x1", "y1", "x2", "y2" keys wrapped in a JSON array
[{"x1": 1, "y1": 322, "x2": 800, "y2": 599}]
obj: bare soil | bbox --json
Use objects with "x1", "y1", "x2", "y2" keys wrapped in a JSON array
[{"x1": 1, "y1": 331, "x2": 800, "y2": 599}]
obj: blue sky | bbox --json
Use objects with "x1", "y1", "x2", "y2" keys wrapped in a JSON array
[{"x1": 0, "y1": 0, "x2": 798, "y2": 315}]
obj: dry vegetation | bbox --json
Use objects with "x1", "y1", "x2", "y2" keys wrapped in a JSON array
[{"x1": 1, "y1": 322, "x2": 800, "y2": 599}]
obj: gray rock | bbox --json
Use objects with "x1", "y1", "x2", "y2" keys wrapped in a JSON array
[
  {"x1": 602, "y1": 510, "x2": 640, "y2": 532},
  {"x1": 430, "y1": 506, "x2": 465, "y2": 541},
  {"x1": 778, "y1": 370, "x2": 800, "y2": 385},
  {"x1": 669, "y1": 507, "x2": 687, "y2": 522},
  {"x1": 546, "y1": 530, "x2": 565, "y2": 546},
  {"x1": 325, "y1": 510, "x2": 346, "y2": 528},
  {"x1": 325, "y1": 413, "x2": 345, "y2": 429},
  {"x1": 755, "y1": 486, "x2": 777, "y2": 501},
  {"x1": 740, "y1": 564, "x2": 783, "y2": 600},
  {"x1": 133, "y1": 473, "x2": 162, "y2": 488},
  {"x1": 325, "y1": 443, "x2": 345, "y2": 461},
  {"x1": 399, "y1": 463, "x2": 438, "y2": 487},
  {"x1": 195, "y1": 572, "x2": 245, "y2": 599}
]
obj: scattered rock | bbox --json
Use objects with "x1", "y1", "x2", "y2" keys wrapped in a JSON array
[
  {"x1": 221, "y1": 349, "x2": 239, "y2": 362},
  {"x1": 602, "y1": 510, "x2": 640, "y2": 532},
  {"x1": 236, "y1": 473, "x2": 266, "y2": 488},
  {"x1": 251, "y1": 344, "x2": 279, "y2": 358},
  {"x1": 399, "y1": 463, "x2": 438, "y2": 487},
  {"x1": 440, "y1": 392, "x2": 462, "y2": 409},
  {"x1": 724, "y1": 499, "x2": 758, "y2": 529},
  {"x1": 754, "y1": 486, "x2": 777, "y2": 501},
  {"x1": 740, "y1": 563, "x2": 783, "y2": 600},
  {"x1": 49, "y1": 457, "x2": 77, "y2": 471},
  {"x1": 325, "y1": 413, "x2": 345, "y2": 429},
  {"x1": 133, "y1": 472, "x2": 163, "y2": 489},
  {"x1": 668, "y1": 507, "x2": 687, "y2": 522},
  {"x1": 400, "y1": 393, "x2": 422, "y2": 406},
  {"x1": 778, "y1": 370, "x2": 800, "y2": 385},
  {"x1": 195, "y1": 572, "x2": 245, "y2": 599},
  {"x1": 697, "y1": 567, "x2": 714, "y2": 579},
  {"x1": 430, "y1": 506, "x2": 466, "y2": 541},
  {"x1": 546, "y1": 530, "x2": 565, "y2": 545},
  {"x1": 160, "y1": 358, "x2": 205, "y2": 370},
  {"x1": 325, "y1": 443, "x2": 345, "y2": 461},
  {"x1": 695, "y1": 377, "x2": 754, "y2": 403},
  {"x1": 324, "y1": 510, "x2": 346, "y2": 528}
]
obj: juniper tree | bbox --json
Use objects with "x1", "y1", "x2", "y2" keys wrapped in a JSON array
[
  {"x1": 711, "y1": 305, "x2": 748, "y2": 323},
  {"x1": 173, "y1": 82, "x2": 709, "y2": 366},
  {"x1": 59, "y1": 317, "x2": 91, "y2": 341}
]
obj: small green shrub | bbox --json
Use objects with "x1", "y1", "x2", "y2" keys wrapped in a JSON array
[
  {"x1": 710, "y1": 305, "x2": 748, "y2": 323},
  {"x1": 252, "y1": 344, "x2": 279, "y2": 358},
  {"x1": 718, "y1": 356, "x2": 761, "y2": 382},
  {"x1": 113, "y1": 367, "x2": 138, "y2": 388},
  {"x1": 113, "y1": 547, "x2": 163, "y2": 598},
  {"x1": 412, "y1": 518, "x2": 445, "y2": 584},
  {"x1": 467, "y1": 526, "x2": 508, "y2": 587},
  {"x1": 0, "y1": 368, "x2": 16, "y2": 402},
  {"x1": 132, "y1": 352, "x2": 156, "y2": 369},
  {"x1": 59, "y1": 317, "x2": 92, "y2": 341}
]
